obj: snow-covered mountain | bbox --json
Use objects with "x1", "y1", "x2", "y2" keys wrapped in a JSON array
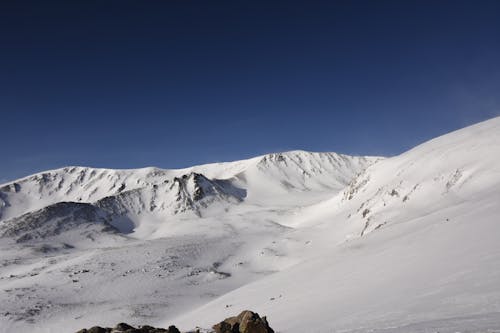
[
  {"x1": 0, "y1": 151, "x2": 376, "y2": 239},
  {"x1": 171, "y1": 117, "x2": 500, "y2": 332},
  {"x1": 1, "y1": 118, "x2": 500, "y2": 333}
]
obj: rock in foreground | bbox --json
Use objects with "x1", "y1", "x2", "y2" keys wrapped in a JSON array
[
  {"x1": 75, "y1": 310, "x2": 274, "y2": 333},
  {"x1": 213, "y1": 311, "x2": 274, "y2": 333},
  {"x1": 76, "y1": 323, "x2": 181, "y2": 333}
]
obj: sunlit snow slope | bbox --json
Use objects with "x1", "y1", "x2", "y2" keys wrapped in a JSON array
[
  {"x1": 0, "y1": 151, "x2": 376, "y2": 332},
  {"x1": 1, "y1": 117, "x2": 500, "y2": 333},
  {"x1": 171, "y1": 117, "x2": 500, "y2": 333},
  {"x1": 0, "y1": 151, "x2": 374, "y2": 235}
]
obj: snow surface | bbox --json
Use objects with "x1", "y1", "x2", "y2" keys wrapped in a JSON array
[{"x1": 1, "y1": 118, "x2": 500, "y2": 333}]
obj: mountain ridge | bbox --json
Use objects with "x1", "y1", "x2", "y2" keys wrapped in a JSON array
[
  {"x1": 1, "y1": 117, "x2": 499, "y2": 333},
  {"x1": 0, "y1": 151, "x2": 378, "y2": 238},
  {"x1": 169, "y1": 116, "x2": 500, "y2": 333}
]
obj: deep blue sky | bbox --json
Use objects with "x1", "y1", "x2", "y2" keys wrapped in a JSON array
[{"x1": 1, "y1": 1, "x2": 499, "y2": 182}]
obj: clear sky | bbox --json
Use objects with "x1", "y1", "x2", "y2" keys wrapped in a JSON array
[{"x1": 1, "y1": 0, "x2": 499, "y2": 183}]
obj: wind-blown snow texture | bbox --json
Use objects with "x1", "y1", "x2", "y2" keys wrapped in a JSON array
[{"x1": 1, "y1": 118, "x2": 500, "y2": 333}]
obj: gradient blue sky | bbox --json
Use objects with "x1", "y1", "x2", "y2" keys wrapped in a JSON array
[{"x1": 1, "y1": 0, "x2": 499, "y2": 183}]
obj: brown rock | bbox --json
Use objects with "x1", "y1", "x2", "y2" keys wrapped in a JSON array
[{"x1": 213, "y1": 310, "x2": 274, "y2": 333}]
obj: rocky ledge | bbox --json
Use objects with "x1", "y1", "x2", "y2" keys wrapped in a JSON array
[{"x1": 75, "y1": 310, "x2": 274, "y2": 333}]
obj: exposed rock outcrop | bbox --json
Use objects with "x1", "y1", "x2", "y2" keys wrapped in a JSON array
[
  {"x1": 213, "y1": 310, "x2": 274, "y2": 333},
  {"x1": 75, "y1": 310, "x2": 274, "y2": 333},
  {"x1": 76, "y1": 322, "x2": 181, "y2": 333}
]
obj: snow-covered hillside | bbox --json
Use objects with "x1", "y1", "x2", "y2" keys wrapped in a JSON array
[
  {"x1": 0, "y1": 151, "x2": 375, "y2": 236},
  {"x1": 0, "y1": 151, "x2": 376, "y2": 332},
  {"x1": 170, "y1": 117, "x2": 500, "y2": 332},
  {"x1": 0, "y1": 202, "x2": 117, "y2": 243},
  {"x1": 1, "y1": 117, "x2": 500, "y2": 333}
]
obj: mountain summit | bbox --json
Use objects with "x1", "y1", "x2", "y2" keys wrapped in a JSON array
[
  {"x1": 1, "y1": 118, "x2": 500, "y2": 333},
  {"x1": 0, "y1": 151, "x2": 376, "y2": 239}
]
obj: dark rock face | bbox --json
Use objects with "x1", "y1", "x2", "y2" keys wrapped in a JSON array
[
  {"x1": 167, "y1": 326, "x2": 181, "y2": 333},
  {"x1": 0, "y1": 182, "x2": 21, "y2": 193},
  {"x1": 213, "y1": 310, "x2": 274, "y2": 333}
]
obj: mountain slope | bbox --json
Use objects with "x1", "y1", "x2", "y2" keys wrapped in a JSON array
[
  {"x1": 0, "y1": 151, "x2": 376, "y2": 238},
  {"x1": 1, "y1": 118, "x2": 500, "y2": 333},
  {"x1": 0, "y1": 202, "x2": 118, "y2": 244},
  {"x1": 169, "y1": 117, "x2": 500, "y2": 332},
  {"x1": 0, "y1": 150, "x2": 377, "y2": 332}
]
